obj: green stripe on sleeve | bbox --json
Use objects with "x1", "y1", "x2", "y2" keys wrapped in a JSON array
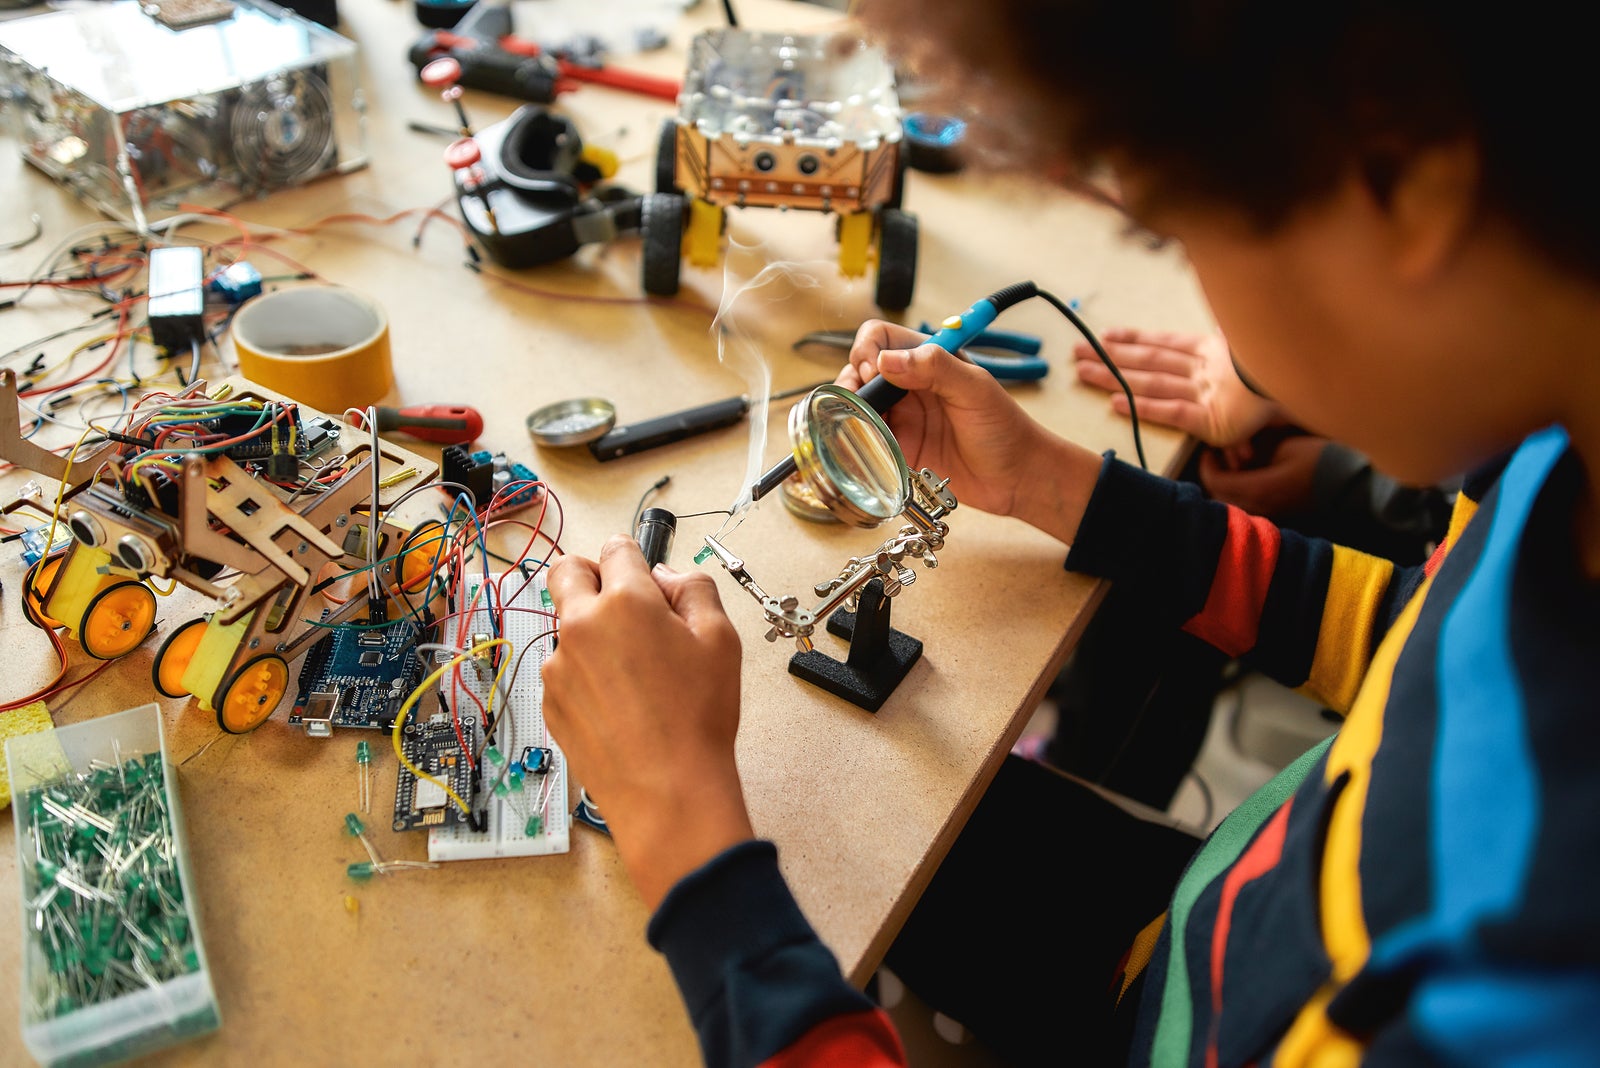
[{"x1": 1150, "y1": 737, "x2": 1334, "y2": 1064}]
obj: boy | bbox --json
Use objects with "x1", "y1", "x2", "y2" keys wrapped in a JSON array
[{"x1": 540, "y1": 2, "x2": 1600, "y2": 1064}]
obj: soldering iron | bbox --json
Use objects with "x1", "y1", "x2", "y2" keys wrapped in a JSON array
[{"x1": 750, "y1": 282, "x2": 1046, "y2": 501}]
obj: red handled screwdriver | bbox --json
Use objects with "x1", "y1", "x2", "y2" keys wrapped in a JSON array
[{"x1": 356, "y1": 405, "x2": 484, "y2": 445}]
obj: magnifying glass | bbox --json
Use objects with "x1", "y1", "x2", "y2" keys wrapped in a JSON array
[
  {"x1": 785, "y1": 384, "x2": 909, "y2": 528},
  {"x1": 700, "y1": 382, "x2": 958, "y2": 651}
]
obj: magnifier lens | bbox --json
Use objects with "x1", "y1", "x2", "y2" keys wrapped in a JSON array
[{"x1": 792, "y1": 386, "x2": 910, "y2": 527}]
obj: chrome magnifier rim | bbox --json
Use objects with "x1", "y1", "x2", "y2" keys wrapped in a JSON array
[{"x1": 787, "y1": 384, "x2": 911, "y2": 528}]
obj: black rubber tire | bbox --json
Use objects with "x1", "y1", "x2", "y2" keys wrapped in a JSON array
[
  {"x1": 151, "y1": 617, "x2": 207, "y2": 699},
  {"x1": 886, "y1": 146, "x2": 909, "y2": 210},
  {"x1": 874, "y1": 207, "x2": 918, "y2": 311},
  {"x1": 21, "y1": 551, "x2": 65, "y2": 629},
  {"x1": 641, "y1": 193, "x2": 685, "y2": 297},
  {"x1": 655, "y1": 118, "x2": 679, "y2": 195}
]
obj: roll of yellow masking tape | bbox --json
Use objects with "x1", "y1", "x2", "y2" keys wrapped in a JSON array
[{"x1": 230, "y1": 285, "x2": 394, "y2": 413}]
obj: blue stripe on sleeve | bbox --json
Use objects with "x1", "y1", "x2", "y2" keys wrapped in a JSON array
[
  {"x1": 1413, "y1": 966, "x2": 1600, "y2": 1067},
  {"x1": 1429, "y1": 426, "x2": 1567, "y2": 938}
]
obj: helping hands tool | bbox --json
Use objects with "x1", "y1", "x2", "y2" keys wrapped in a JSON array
[
  {"x1": 586, "y1": 381, "x2": 832, "y2": 461},
  {"x1": 754, "y1": 283, "x2": 1042, "y2": 501}
]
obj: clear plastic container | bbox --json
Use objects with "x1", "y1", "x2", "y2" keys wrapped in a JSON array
[{"x1": 6, "y1": 704, "x2": 220, "y2": 1067}]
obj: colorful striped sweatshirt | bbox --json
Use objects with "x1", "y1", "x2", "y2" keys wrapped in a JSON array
[{"x1": 645, "y1": 425, "x2": 1600, "y2": 1067}]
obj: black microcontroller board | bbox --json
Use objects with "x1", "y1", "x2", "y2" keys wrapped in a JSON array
[
  {"x1": 288, "y1": 617, "x2": 426, "y2": 736},
  {"x1": 206, "y1": 410, "x2": 340, "y2": 461},
  {"x1": 393, "y1": 712, "x2": 478, "y2": 832}
]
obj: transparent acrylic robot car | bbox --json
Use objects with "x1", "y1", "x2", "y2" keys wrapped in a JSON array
[{"x1": 642, "y1": 28, "x2": 918, "y2": 310}]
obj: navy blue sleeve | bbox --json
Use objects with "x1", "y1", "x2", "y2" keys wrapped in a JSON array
[{"x1": 647, "y1": 840, "x2": 879, "y2": 1068}]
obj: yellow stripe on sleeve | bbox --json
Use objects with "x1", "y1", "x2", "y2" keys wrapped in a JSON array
[
  {"x1": 1298, "y1": 546, "x2": 1395, "y2": 713},
  {"x1": 1273, "y1": 572, "x2": 1436, "y2": 1067}
]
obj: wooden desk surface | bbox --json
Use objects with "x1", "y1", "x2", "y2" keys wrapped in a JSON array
[{"x1": 0, "y1": 0, "x2": 1213, "y2": 1062}]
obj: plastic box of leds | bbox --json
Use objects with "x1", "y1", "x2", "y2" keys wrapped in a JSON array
[
  {"x1": 6, "y1": 703, "x2": 220, "y2": 1067},
  {"x1": 0, "y1": 0, "x2": 366, "y2": 228}
]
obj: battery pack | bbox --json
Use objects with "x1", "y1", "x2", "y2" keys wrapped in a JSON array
[{"x1": 147, "y1": 246, "x2": 206, "y2": 354}]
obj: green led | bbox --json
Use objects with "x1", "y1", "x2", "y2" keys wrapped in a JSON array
[
  {"x1": 524, "y1": 815, "x2": 542, "y2": 837},
  {"x1": 540, "y1": 588, "x2": 553, "y2": 609},
  {"x1": 493, "y1": 780, "x2": 509, "y2": 797},
  {"x1": 344, "y1": 813, "x2": 366, "y2": 837},
  {"x1": 356, "y1": 740, "x2": 371, "y2": 765},
  {"x1": 486, "y1": 746, "x2": 505, "y2": 765},
  {"x1": 694, "y1": 545, "x2": 714, "y2": 565},
  {"x1": 346, "y1": 862, "x2": 378, "y2": 881}
]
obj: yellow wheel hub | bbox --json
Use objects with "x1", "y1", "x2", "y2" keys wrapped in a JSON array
[
  {"x1": 79, "y1": 581, "x2": 157, "y2": 660},
  {"x1": 152, "y1": 618, "x2": 207, "y2": 699},
  {"x1": 217, "y1": 655, "x2": 289, "y2": 734},
  {"x1": 400, "y1": 521, "x2": 447, "y2": 593}
]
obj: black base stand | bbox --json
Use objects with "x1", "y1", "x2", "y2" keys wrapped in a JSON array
[{"x1": 788, "y1": 578, "x2": 922, "y2": 712}]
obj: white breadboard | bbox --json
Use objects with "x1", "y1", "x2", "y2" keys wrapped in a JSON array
[{"x1": 428, "y1": 573, "x2": 568, "y2": 861}]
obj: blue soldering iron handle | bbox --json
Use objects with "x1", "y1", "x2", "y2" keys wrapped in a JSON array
[
  {"x1": 750, "y1": 282, "x2": 1037, "y2": 501},
  {"x1": 855, "y1": 281, "x2": 1039, "y2": 414}
]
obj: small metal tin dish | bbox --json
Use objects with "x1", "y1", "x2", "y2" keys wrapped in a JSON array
[
  {"x1": 780, "y1": 472, "x2": 841, "y2": 524},
  {"x1": 526, "y1": 397, "x2": 617, "y2": 446}
]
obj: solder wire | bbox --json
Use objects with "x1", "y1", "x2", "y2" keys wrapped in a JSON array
[{"x1": 392, "y1": 638, "x2": 513, "y2": 816}]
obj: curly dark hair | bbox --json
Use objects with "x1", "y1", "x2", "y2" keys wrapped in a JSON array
[{"x1": 862, "y1": 0, "x2": 1600, "y2": 278}]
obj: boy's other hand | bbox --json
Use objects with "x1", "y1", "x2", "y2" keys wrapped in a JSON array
[
  {"x1": 542, "y1": 536, "x2": 754, "y2": 911},
  {"x1": 1072, "y1": 328, "x2": 1281, "y2": 449},
  {"x1": 1198, "y1": 434, "x2": 1327, "y2": 517}
]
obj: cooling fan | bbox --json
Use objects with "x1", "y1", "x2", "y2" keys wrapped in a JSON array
[{"x1": 231, "y1": 71, "x2": 339, "y2": 190}]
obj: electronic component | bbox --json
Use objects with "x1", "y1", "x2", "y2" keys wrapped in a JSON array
[
  {"x1": 198, "y1": 404, "x2": 310, "y2": 479},
  {"x1": 440, "y1": 444, "x2": 493, "y2": 508},
  {"x1": 288, "y1": 617, "x2": 425, "y2": 736},
  {"x1": 472, "y1": 450, "x2": 541, "y2": 510},
  {"x1": 393, "y1": 711, "x2": 477, "y2": 831},
  {"x1": 300, "y1": 416, "x2": 341, "y2": 457},
  {"x1": 207, "y1": 261, "x2": 263, "y2": 304},
  {"x1": 0, "y1": 0, "x2": 366, "y2": 227},
  {"x1": 428, "y1": 573, "x2": 568, "y2": 861},
  {"x1": 356, "y1": 740, "x2": 373, "y2": 813},
  {"x1": 145, "y1": 0, "x2": 237, "y2": 31},
  {"x1": 147, "y1": 246, "x2": 206, "y2": 354},
  {"x1": 19, "y1": 524, "x2": 74, "y2": 567}
]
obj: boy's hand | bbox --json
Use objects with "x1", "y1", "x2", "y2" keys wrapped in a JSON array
[
  {"x1": 842, "y1": 320, "x2": 1100, "y2": 541},
  {"x1": 1198, "y1": 434, "x2": 1327, "y2": 517},
  {"x1": 1072, "y1": 327, "x2": 1281, "y2": 448},
  {"x1": 541, "y1": 536, "x2": 754, "y2": 911}
]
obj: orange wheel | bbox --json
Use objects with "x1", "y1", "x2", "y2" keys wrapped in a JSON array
[
  {"x1": 399, "y1": 521, "x2": 447, "y2": 592},
  {"x1": 215, "y1": 654, "x2": 289, "y2": 734},
  {"x1": 78, "y1": 581, "x2": 157, "y2": 660},
  {"x1": 22, "y1": 552, "x2": 66, "y2": 629},
  {"x1": 151, "y1": 618, "x2": 207, "y2": 698}
]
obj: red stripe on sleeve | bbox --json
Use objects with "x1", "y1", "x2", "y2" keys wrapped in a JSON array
[
  {"x1": 761, "y1": 1008, "x2": 908, "y2": 1068},
  {"x1": 1206, "y1": 800, "x2": 1294, "y2": 1068},
  {"x1": 1181, "y1": 505, "x2": 1281, "y2": 658}
]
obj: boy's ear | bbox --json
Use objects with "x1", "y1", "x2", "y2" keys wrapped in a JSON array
[{"x1": 1363, "y1": 140, "x2": 1480, "y2": 283}]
